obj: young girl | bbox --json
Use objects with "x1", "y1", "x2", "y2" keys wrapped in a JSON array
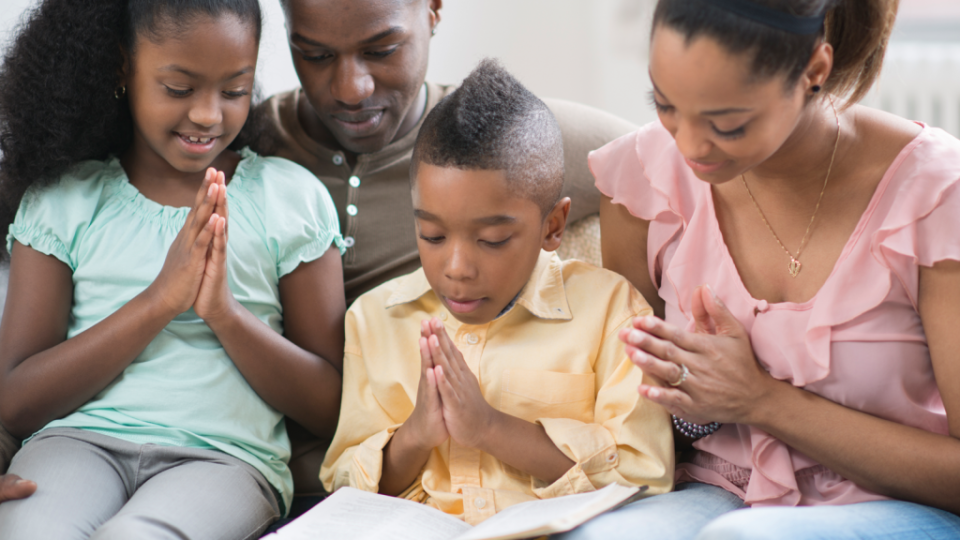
[{"x1": 0, "y1": 0, "x2": 346, "y2": 538}]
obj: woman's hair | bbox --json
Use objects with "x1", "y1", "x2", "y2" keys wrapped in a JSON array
[
  {"x1": 0, "y1": 0, "x2": 263, "y2": 248},
  {"x1": 652, "y1": 0, "x2": 899, "y2": 104}
]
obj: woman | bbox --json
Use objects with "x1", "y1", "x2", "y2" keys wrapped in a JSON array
[{"x1": 561, "y1": 0, "x2": 960, "y2": 538}]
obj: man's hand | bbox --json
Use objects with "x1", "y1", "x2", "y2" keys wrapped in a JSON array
[
  {"x1": 0, "y1": 474, "x2": 35, "y2": 503},
  {"x1": 426, "y1": 318, "x2": 499, "y2": 450}
]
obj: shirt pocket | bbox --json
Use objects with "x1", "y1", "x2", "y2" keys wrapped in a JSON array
[{"x1": 499, "y1": 369, "x2": 595, "y2": 425}]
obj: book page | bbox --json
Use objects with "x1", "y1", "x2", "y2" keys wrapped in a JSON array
[
  {"x1": 265, "y1": 487, "x2": 471, "y2": 540},
  {"x1": 453, "y1": 484, "x2": 641, "y2": 540}
]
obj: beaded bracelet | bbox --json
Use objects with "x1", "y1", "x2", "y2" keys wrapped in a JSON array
[{"x1": 672, "y1": 415, "x2": 722, "y2": 440}]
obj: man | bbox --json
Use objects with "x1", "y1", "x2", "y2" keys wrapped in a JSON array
[{"x1": 260, "y1": 0, "x2": 637, "y2": 305}]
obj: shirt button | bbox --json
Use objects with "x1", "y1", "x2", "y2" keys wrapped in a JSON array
[
  {"x1": 464, "y1": 333, "x2": 479, "y2": 345},
  {"x1": 332, "y1": 154, "x2": 344, "y2": 166},
  {"x1": 474, "y1": 497, "x2": 486, "y2": 509},
  {"x1": 346, "y1": 204, "x2": 358, "y2": 216},
  {"x1": 439, "y1": 312, "x2": 448, "y2": 321},
  {"x1": 606, "y1": 452, "x2": 618, "y2": 463},
  {"x1": 343, "y1": 236, "x2": 355, "y2": 248},
  {"x1": 349, "y1": 176, "x2": 361, "y2": 188}
]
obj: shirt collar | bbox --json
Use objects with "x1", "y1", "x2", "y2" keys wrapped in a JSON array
[{"x1": 385, "y1": 250, "x2": 572, "y2": 321}]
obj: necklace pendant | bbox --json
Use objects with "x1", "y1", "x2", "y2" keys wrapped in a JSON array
[{"x1": 788, "y1": 258, "x2": 802, "y2": 278}]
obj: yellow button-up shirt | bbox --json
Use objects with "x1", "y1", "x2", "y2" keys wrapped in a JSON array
[{"x1": 320, "y1": 251, "x2": 674, "y2": 524}]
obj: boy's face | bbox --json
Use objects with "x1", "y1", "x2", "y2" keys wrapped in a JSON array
[{"x1": 412, "y1": 163, "x2": 567, "y2": 325}]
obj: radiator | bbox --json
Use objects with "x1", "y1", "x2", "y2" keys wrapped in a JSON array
[{"x1": 865, "y1": 42, "x2": 960, "y2": 138}]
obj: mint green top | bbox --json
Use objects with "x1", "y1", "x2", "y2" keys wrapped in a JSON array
[{"x1": 6, "y1": 149, "x2": 345, "y2": 513}]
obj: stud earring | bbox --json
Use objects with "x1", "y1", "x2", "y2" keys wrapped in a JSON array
[
  {"x1": 431, "y1": 26, "x2": 437, "y2": 36},
  {"x1": 114, "y1": 85, "x2": 126, "y2": 100},
  {"x1": 811, "y1": 85, "x2": 822, "y2": 94}
]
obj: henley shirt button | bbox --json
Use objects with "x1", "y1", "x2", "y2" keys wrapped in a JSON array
[
  {"x1": 346, "y1": 204, "x2": 358, "y2": 216},
  {"x1": 349, "y1": 176, "x2": 361, "y2": 188},
  {"x1": 464, "y1": 333, "x2": 479, "y2": 345},
  {"x1": 344, "y1": 236, "x2": 355, "y2": 248},
  {"x1": 606, "y1": 452, "x2": 618, "y2": 463},
  {"x1": 332, "y1": 154, "x2": 344, "y2": 166},
  {"x1": 439, "y1": 313, "x2": 448, "y2": 321},
  {"x1": 474, "y1": 497, "x2": 486, "y2": 509}
]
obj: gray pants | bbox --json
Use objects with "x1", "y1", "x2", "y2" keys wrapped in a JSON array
[{"x1": 0, "y1": 428, "x2": 281, "y2": 540}]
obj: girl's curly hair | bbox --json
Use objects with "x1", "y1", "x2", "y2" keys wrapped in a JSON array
[{"x1": 0, "y1": 0, "x2": 264, "y2": 253}]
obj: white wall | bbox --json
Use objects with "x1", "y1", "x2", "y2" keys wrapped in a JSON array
[
  {"x1": 426, "y1": 0, "x2": 657, "y2": 127},
  {"x1": 0, "y1": 0, "x2": 303, "y2": 103},
  {"x1": 3, "y1": 0, "x2": 960, "y2": 135},
  {"x1": 263, "y1": 0, "x2": 660, "y2": 127},
  {"x1": 0, "y1": 0, "x2": 32, "y2": 47},
  {"x1": 260, "y1": 0, "x2": 661, "y2": 127},
  {"x1": 0, "y1": 0, "x2": 659, "y2": 128}
]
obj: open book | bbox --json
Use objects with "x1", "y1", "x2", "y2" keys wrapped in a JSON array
[{"x1": 265, "y1": 483, "x2": 646, "y2": 540}]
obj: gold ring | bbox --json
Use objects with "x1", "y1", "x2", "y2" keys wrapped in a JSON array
[{"x1": 669, "y1": 364, "x2": 689, "y2": 387}]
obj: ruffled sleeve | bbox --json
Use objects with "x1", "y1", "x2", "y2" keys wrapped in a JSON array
[
  {"x1": 589, "y1": 123, "x2": 702, "y2": 286},
  {"x1": 794, "y1": 126, "x2": 960, "y2": 388},
  {"x1": 248, "y1": 152, "x2": 346, "y2": 278},
  {"x1": 872, "y1": 127, "x2": 960, "y2": 308},
  {"x1": 6, "y1": 160, "x2": 117, "y2": 270}
]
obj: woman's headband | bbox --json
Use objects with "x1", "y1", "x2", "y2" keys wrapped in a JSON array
[{"x1": 708, "y1": 0, "x2": 826, "y2": 35}]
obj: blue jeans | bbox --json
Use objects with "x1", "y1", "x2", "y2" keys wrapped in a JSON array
[
  {"x1": 553, "y1": 483, "x2": 747, "y2": 540},
  {"x1": 553, "y1": 483, "x2": 960, "y2": 540}
]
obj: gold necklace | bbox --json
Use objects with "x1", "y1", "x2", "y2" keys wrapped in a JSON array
[{"x1": 740, "y1": 99, "x2": 840, "y2": 278}]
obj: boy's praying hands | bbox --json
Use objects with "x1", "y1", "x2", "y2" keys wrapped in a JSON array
[
  {"x1": 380, "y1": 318, "x2": 575, "y2": 496},
  {"x1": 403, "y1": 320, "x2": 451, "y2": 452},
  {"x1": 425, "y1": 318, "x2": 494, "y2": 450}
]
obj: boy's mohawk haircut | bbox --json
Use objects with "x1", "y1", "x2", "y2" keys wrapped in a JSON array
[{"x1": 412, "y1": 58, "x2": 564, "y2": 216}]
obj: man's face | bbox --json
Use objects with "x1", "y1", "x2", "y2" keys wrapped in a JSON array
[{"x1": 283, "y1": 0, "x2": 440, "y2": 155}]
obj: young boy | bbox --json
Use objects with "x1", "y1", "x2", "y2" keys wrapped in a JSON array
[{"x1": 320, "y1": 60, "x2": 673, "y2": 524}]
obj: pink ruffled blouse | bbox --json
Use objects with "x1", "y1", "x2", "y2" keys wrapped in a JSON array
[{"x1": 589, "y1": 122, "x2": 960, "y2": 507}]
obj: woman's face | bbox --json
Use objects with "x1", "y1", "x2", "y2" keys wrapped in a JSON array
[{"x1": 648, "y1": 26, "x2": 811, "y2": 185}]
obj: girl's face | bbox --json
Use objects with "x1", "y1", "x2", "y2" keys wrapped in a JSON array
[
  {"x1": 648, "y1": 26, "x2": 811, "y2": 185},
  {"x1": 125, "y1": 14, "x2": 259, "y2": 175}
]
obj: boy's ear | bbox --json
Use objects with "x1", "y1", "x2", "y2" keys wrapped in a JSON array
[{"x1": 541, "y1": 197, "x2": 571, "y2": 252}]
